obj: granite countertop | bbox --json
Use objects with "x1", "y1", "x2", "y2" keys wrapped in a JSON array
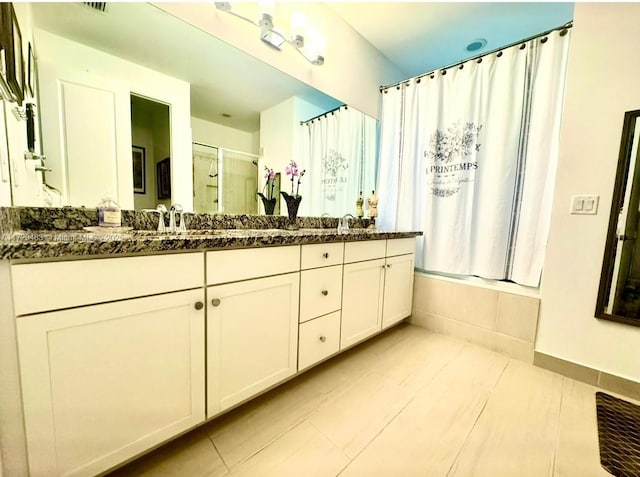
[{"x1": 0, "y1": 228, "x2": 423, "y2": 261}]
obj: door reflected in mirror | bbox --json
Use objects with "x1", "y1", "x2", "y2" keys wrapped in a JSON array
[{"x1": 597, "y1": 109, "x2": 640, "y2": 326}]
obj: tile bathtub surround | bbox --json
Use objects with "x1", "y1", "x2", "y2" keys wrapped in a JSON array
[
  {"x1": 410, "y1": 274, "x2": 540, "y2": 363},
  {"x1": 0, "y1": 206, "x2": 371, "y2": 233},
  {"x1": 110, "y1": 324, "x2": 613, "y2": 477}
]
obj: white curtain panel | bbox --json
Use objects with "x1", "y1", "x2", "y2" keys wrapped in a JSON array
[
  {"x1": 377, "y1": 29, "x2": 571, "y2": 286},
  {"x1": 508, "y1": 33, "x2": 571, "y2": 285},
  {"x1": 304, "y1": 107, "x2": 377, "y2": 217}
]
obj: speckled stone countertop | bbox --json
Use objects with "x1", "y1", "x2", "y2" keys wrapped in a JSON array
[{"x1": 0, "y1": 207, "x2": 422, "y2": 261}]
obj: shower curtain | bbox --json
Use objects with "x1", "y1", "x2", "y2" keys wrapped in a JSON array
[
  {"x1": 377, "y1": 29, "x2": 570, "y2": 286},
  {"x1": 303, "y1": 107, "x2": 377, "y2": 217}
]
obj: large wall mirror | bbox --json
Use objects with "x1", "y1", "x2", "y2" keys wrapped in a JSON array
[
  {"x1": 8, "y1": 2, "x2": 377, "y2": 216},
  {"x1": 596, "y1": 109, "x2": 640, "y2": 326}
]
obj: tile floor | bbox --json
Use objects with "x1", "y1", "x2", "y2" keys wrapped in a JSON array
[{"x1": 111, "y1": 323, "x2": 620, "y2": 477}]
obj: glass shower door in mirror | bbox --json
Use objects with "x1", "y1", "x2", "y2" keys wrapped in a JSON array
[{"x1": 192, "y1": 143, "x2": 258, "y2": 215}]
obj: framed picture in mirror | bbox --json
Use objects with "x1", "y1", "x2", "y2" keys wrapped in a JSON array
[
  {"x1": 0, "y1": 3, "x2": 9, "y2": 90},
  {"x1": 5, "y1": 3, "x2": 23, "y2": 105},
  {"x1": 132, "y1": 145, "x2": 145, "y2": 194},
  {"x1": 157, "y1": 157, "x2": 171, "y2": 200},
  {"x1": 27, "y1": 42, "x2": 34, "y2": 98}
]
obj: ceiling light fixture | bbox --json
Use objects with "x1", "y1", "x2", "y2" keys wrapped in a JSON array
[{"x1": 214, "y1": 2, "x2": 325, "y2": 66}]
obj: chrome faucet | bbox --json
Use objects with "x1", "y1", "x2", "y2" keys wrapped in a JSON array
[
  {"x1": 339, "y1": 214, "x2": 356, "y2": 233},
  {"x1": 142, "y1": 204, "x2": 167, "y2": 232},
  {"x1": 169, "y1": 204, "x2": 186, "y2": 233}
]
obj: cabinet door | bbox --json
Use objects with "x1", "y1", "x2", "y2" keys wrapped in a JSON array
[
  {"x1": 17, "y1": 289, "x2": 206, "y2": 477},
  {"x1": 382, "y1": 253, "x2": 415, "y2": 329},
  {"x1": 341, "y1": 258, "x2": 385, "y2": 349},
  {"x1": 207, "y1": 273, "x2": 300, "y2": 417}
]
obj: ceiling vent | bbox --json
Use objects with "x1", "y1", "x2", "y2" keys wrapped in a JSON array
[{"x1": 83, "y1": 2, "x2": 108, "y2": 13}]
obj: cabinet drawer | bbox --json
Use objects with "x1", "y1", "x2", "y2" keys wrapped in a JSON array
[
  {"x1": 206, "y1": 246, "x2": 300, "y2": 285},
  {"x1": 300, "y1": 265, "x2": 342, "y2": 323},
  {"x1": 301, "y1": 242, "x2": 344, "y2": 270},
  {"x1": 11, "y1": 253, "x2": 203, "y2": 316},
  {"x1": 298, "y1": 311, "x2": 341, "y2": 371},
  {"x1": 344, "y1": 240, "x2": 386, "y2": 263},
  {"x1": 386, "y1": 238, "x2": 416, "y2": 257}
]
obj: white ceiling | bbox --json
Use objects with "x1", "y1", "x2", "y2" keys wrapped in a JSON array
[
  {"x1": 329, "y1": 2, "x2": 573, "y2": 78},
  {"x1": 31, "y1": 2, "x2": 574, "y2": 132}
]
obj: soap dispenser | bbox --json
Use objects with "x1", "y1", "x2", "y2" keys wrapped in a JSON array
[{"x1": 97, "y1": 196, "x2": 122, "y2": 227}]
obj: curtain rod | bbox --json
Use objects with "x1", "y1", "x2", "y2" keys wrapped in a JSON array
[
  {"x1": 379, "y1": 21, "x2": 573, "y2": 92},
  {"x1": 300, "y1": 104, "x2": 348, "y2": 125}
]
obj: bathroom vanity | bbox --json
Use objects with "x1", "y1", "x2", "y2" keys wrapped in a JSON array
[{"x1": 0, "y1": 209, "x2": 420, "y2": 477}]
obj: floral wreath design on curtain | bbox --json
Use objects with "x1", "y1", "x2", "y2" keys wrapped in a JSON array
[
  {"x1": 322, "y1": 149, "x2": 349, "y2": 201},
  {"x1": 427, "y1": 121, "x2": 483, "y2": 197}
]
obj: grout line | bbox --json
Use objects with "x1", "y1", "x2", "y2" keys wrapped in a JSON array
[
  {"x1": 550, "y1": 377, "x2": 566, "y2": 477},
  {"x1": 207, "y1": 432, "x2": 230, "y2": 472},
  {"x1": 335, "y1": 393, "x2": 418, "y2": 476},
  {"x1": 444, "y1": 359, "x2": 509, "y2": 477}
]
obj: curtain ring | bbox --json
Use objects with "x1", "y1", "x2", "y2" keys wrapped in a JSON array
[
  {"x1": 430, "y1": 74, "x2": 435, "y2": 79},
  {"x1": 441, "y1": 69, "x2": 447, "y2": 76},
  {"x1": 541, "y1": 36, "x2": 548, "y2": 44},
  {"x1": 477, "y1": 58, "x2": 482, "y2": 64},
  {"x1": 519, "y1": 43, "x2": 526, "y2": 50},
  {"x1": 497, "y1": 51, "x2": 503, "y2": 58},
  {"x1": 560, "y1": 29, "x2": 568, "y2": 37},
  {"x1": 459, "y1": 64, "x2": 464, "y2": 70},
  {"x1": 396, "y1": 85, "x2": 401, "y2": 90},
  {"x1": 416, "y1": 78, "x2": 421, "y2": 84}
]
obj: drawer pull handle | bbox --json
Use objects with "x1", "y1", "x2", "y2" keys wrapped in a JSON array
[
  {"x1": 319, "y1": 336, "x2": 326, "y2": 342},
  {"x1": 321, "y1": 290, "x2": 329, "y2": 296},
  {"x1": 194, "y1": 301, "x2": 204, "y2": 310},
  {"x1": 323, "y1": 252, "x2": 329, "y2": 259},
  {"x1": 211, "y1": 298, "x2": 221, "y2": 307}
]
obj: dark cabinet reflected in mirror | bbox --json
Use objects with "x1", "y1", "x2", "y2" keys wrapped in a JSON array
[{"x1": 597, "y1": 109, "x2": 640, "y2": 326}]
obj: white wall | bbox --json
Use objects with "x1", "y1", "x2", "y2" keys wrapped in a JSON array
[
  {"x1": 259, "y1": 96, "x2": 323, "y2": 215},
  {"x1": 154, "y1": 2, "x2": 402, "y2": 119},
  {"x1": 191, "y1": 117, "x2": 258, "y2": 155},
  {"x1": 3, "y1": 3, "x2": 43, "y2": 207},
  {"x1": 538, "y1": 3, "x2": 640, "y2": 382},
  {"x1": 35, "y1": 29, "x2": 193, "y2": 210}
]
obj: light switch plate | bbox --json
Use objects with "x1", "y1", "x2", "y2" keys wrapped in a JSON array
[{"x1": 571, "y1": 195, "x2": 599, "y2": 215}]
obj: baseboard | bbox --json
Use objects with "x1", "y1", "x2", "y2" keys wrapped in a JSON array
[{"x1": 534, "y1": 351, "x2": 640, "y2": 401}]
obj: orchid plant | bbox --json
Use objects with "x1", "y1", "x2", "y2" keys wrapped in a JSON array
[
  {"x1": 285, "y1": 160, "x2": 306, "y2": 198},
  {"x1": 261, "y1": 166, "x2": 276, "y2": 200}
]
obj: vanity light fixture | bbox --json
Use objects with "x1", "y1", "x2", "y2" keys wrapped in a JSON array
[{"x1": 214, "y1": 2, "x2": 325, "y2": 66}]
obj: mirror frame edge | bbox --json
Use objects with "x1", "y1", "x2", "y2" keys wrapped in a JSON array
[{"x1": 595, "y1": 108, "x2": 640, "y2": 327}]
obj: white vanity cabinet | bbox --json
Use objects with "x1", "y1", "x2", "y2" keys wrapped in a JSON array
[
  {"x1": 382, "y1": 240, "x2": 416, "y2": 329},
  {"x1": 297, "y1": 243, "x2": 345, "y2": 370},
  {"x1": 206, "y1": 246, "x2": 300, "y2": 417},
  {"x1": 13, "y1": 254, "x2": 205, "y2": 477},
  {"x1": 341, "y1": 238, "x2": 416, "y2": 349}
]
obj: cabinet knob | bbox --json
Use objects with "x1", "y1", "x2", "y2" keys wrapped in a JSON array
[
  {"x1": 387, "y1": 264, "x2": 392, "y2": 269},
  {"x1": 323, "y1": 252, "x2": 329, "y2": 259},
  {"x1": 194, "y1": 301, "x2": 204, "y2": 310},
  {"x1": 211, "y1": 298, "x2": 221, "y2": 307},
  {"x1": 319, "y1": 336, "x2": 326, "y2": 342},
  {"x1": 321, "y1": 290, "x2": 329, "y2": 296}
]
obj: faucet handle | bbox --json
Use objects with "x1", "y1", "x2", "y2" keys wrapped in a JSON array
[
  {"x1": 178, "y1": 211, "x2": 187, "y2": 232},
  {"x1": 142, "y1": 208, "x2": 166, "y2": 232}
]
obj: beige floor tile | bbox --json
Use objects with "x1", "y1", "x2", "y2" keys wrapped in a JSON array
[
  {"x1": 109, "y1": 429, "x2": 228, "y2": 477},
  {"x1": 206, "y1": 326, "x2": 408, "y2": 468},
  {"x1": 448, "y1": 359, "x2": 563, "y2": 477},
  {"x1": 341, "y1": 345, "x2": 507, "y2": 477},
  {"x1": 554, "y1": 379, "x2": 610, "y2": 477},
  {"x1": 229, "y1": 421, "x2": 349, "y2": 477},
  {"x1": 374, "y1": 328, "x2": 465, "y2": 393},
  {"x1": 308, "y1": 371, "x2": 413, "y2": 458}
]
